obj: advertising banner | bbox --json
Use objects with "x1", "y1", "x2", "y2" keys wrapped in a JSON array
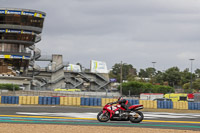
[
  {"x1": 21, "y1": 11, "x2": 34, "y2": 16},
  {"x1": 6, "y1": 29, "x2": 21, "y2": 34},
  {"x1": 23, "y1": 56, "x2": 31, "y2": 59},
  {"x1": 110, "y1": 78, "x2": 117, "y2": 82},
  {"x1": 90, "y1": 60, "x2": 108, "y2": 73},
  {"x1": 11, "y1": 55, "x2": 23, "y2": 59},
  {"x1": 0, "y1": 10, "x2": 45, "y2": 18},
  {"x1": 0, "y1": 29, "x2": 6, "y2": 32},
  {"x1": 0, "y1": 55, "x2": 30, "y2": 60},
  {"x1": 66, "y1": 64, "x2": 81, "y2": 72},
  {"x1": 0, "y1": 55, "x2": 4, "y2": 58},
  {"x1": 6, "y1": 10, "x2": 21, "y2": 15},
  {"x1": 4, "y1": 55, "x2": 11, "y2": 59},
  {"x1": 0, "y1": 10, "x2": 5, "y2": 14},
  {"x1": 0, "y1": 29, "x2": 34, "y2": 35}
]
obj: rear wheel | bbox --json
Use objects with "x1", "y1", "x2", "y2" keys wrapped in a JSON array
[
  {"x1": 129, "y1": 111, "x2": 144, "y2": 123},
  {"x1": 97, "y1": 111, "x2": 110, "y2": 122}
]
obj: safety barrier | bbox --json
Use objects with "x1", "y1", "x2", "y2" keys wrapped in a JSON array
[
  {"x1": 173, "y1": 101, "x2": 188, "y2": 110},
  {"x1": 188, "y1": 102, "x2": 200, "y2": 110},
  {"x1": 39, "y1": 97, "x2": 60, "y2": 105},
  {"x1": 139, "y1": 100, "x2": 157, "y2": 109},
  {"x1": 101, "y1": 98, "x2": 139, "y2": 107},
  {"x1": 81, "y1": 97, "x2": 101, "y2": 106},
  {"x1": 127, "y1": 99, "x2": 139, "y2": 105},
  {"x1": 157, "y1": 101, "x2": 173, "y2": 109},
  {"x1": 101, "y1": 98, "x2": 118, "y2": 106},
  {"x1": 0, "y1": 96, "x2": 199, "y2": 110},
  {"x1": 60, "y1": 97, "x2": 80, "y2": 106},
  {"x1": 1, "y1": 96, "x2": 19, "y2": 104},
  {"x1": 19, "y1": 96, "x2": 39, "y2": 105}
]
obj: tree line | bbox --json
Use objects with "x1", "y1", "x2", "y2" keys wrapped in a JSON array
[{"x1": 109, "y1": 63, "x2": 200, "y2": 94}]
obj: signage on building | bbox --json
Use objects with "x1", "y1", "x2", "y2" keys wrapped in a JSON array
[
  {"x1": 0, "y1": 55, "x2": 30, "y2": 60},
  {"x1": 66, "y1": 64, "x2": 81, "y2": 72},
  {"x1": 0, "y1": 29, "x2": 34, "y2": 35},
  {"x1": 110, "y1": 78, "x2": 117, "y2": 82},
  {"x1": 6, "y1": 10, "x2": 21, "y2": 15},
  {"x1": 0, "y1": 10, "x2": 45, "y2": 18},
  {"x1": 90, "y1": 60, "x2": 108, "y2": 73},
  {"x1": 21, "y1": 11, "x2": 35, "y2": 16}
]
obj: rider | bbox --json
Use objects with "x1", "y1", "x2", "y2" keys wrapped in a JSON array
[{"x1": 111, "y1": 96, "x2": 131, "y2": 112}]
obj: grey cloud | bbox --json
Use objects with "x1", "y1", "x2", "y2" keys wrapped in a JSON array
[{"x1": 1, "y1": 0, "x2": 200, "y2": 72}]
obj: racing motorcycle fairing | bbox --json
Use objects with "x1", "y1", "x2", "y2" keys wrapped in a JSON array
[
  {"x1": 128, "y1": 104, "x2": 144, "y2": 110},
  {"x1": 97, "y1": 102, "x2": 144, "y2": 123}
]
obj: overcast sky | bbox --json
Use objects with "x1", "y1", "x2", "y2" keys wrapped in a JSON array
[{"x1": 1, "y1": 0, "x2": 200, "y2": 72}]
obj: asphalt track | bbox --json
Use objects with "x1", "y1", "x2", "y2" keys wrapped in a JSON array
[{"x1": 0, "y1": 105, "x2": 199, "y2": 131}]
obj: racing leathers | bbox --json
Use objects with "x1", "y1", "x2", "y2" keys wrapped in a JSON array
[{"x1": 111, "y1": 99, "x2": 131, "y2": 111}]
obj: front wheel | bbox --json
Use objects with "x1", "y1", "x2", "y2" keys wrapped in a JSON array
[
  {"x1": 129, "y1": 111, "x2": 144, "y2": 123},
  {"x1": 97, "y1": 111, "x2": 110, "y2": 122}
]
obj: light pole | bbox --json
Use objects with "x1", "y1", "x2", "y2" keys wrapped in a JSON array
[
  {"x1": 189, "y1": 59, "x2": 195, "y2": 90},
  {"x1": 152, "y1": 62, "x2": 156, "y2": 69},
  {"x1": 151, "y1": 62, "x2": 156, "y2": 81},
  {"x1": 120, "y1": 61, "x2": 123, "y2": 96}
]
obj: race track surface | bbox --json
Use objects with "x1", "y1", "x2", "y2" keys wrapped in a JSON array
[{"x1": 0, "y1": 105, "x2": 199, "y2": 131}]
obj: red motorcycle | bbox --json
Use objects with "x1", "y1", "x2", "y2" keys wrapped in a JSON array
[{"x1": 97, "y1": 102, "x2": 144, "y2": 123}]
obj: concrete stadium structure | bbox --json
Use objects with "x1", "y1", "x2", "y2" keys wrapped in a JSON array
[
  {"x1": 0, "y1": 8, "x2": 45, "y2": 89},
  {"x1": 28, "y1": 54, "x2": 110, "y2": 91},
  {"x1": 0, "y1": 8, "x2": 111, "y2": 91}
]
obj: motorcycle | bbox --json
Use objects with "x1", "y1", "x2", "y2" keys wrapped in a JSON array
[{"x1": 97, "y1": 102, "x2": 144, "y2": 123}]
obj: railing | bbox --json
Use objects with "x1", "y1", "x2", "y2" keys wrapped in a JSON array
[
  {"x1": 49, "y1": 76, "x2": 65, "y2": 84},
  {"x1": 36, "y1": 55, "x2": 52, "y2": 61},
  {"x1": 97, "y1": 81, "x2": 110, "y2": 90},
  {"x1": 0, "y1": 51, "x2": 31, "y2": 56},
  {"x1": 0, "y1": 20, "x2": 43, "y2": 28},
  {"x1": 0, "y1": 34, "x2": 35, "y2": 42},
  {"x1": 0, "y1": 90, "x2": 121, "y2": 97}
]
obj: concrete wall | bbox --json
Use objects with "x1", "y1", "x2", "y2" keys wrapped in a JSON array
[
  {"x1": 0, "y1": 77, "x2": 31, "y2": 90},
  {"x1": 49, "y1": 55, "x2": 65, "y2": 90}
]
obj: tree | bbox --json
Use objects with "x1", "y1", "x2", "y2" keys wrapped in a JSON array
[
  {"x1": 139, "y1": 69, "x2": 148, "y2": 78},
  {"x1": 195, "y1": 69, "x2": 200, "y2": 78},
  {"x1": 162, "y1": 67, "x2": 181, "y2": 87},
  {"x1": 183, "y1": 79, "x2": 200, "y2": 93},
  {"x1": 120, "y1": 81, "x2": 174, "y2": 95},
  {"x1": 154, "y1": 70, "x2": 164, "y2": 84},
  {"x1": 109, "y1": 63, "x2": 137, "y2": 82},
  {"x1": 180, "y1": 68, "x2": 192, "y2": 86},
  {"x1": 192, "y1": 79, "x2": 200, "y2": 92},
  {"x1": 139, "y1": 67, "x2": 156, "y2": 78},
  {"x1": 146, "y1": 67, "x2": 156, "y2": 77}
]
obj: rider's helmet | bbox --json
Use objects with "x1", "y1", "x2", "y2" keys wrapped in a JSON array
[{"x1": 118, "y1": 96, "x2": 123, "y2": 101}]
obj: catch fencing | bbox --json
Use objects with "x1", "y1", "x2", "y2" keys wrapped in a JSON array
[{"x1": 0, "y1": 90, "x2": 121, "y2": 98}]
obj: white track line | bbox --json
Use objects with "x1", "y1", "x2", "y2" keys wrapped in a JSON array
[{"x1": 16, "y1": 112, "x2": 200, "y2": 119}]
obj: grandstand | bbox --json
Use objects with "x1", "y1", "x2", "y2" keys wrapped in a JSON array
[
  {"x1": 0, "y1": 8, "x2": 45, "y2": 89},
  {"x1": 0, "y1": 8, "x2": 111, "y2": 91}
]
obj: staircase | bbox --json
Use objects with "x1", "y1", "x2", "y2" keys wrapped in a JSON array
[
  {"x1": 28, "y1": 45, "x2": 42, "y2": 76},
  {"x1": 47, "y1": 64, "x2": 65, "y2": 73},
  {"x1": 94, "y1": 73, "x2": 110, "y2": 90},
  {"x1": 35, "y1": 34, "x2": 41, "y2": 43}
]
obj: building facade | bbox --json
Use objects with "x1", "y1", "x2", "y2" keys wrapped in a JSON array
[{"x1": 0, "y1": 8, "x2": 46, "y2": 89}]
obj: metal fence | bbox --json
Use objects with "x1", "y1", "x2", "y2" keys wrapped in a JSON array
[
  {"x1": 0, "y1": 90, "x2": 120, "y2": 98},
  {"x1": 0, "y1": 90, "x2": 141, "y2": 100},
  {"x1": 194, "y1": 93, "x2": 200, "y2": 102}
]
